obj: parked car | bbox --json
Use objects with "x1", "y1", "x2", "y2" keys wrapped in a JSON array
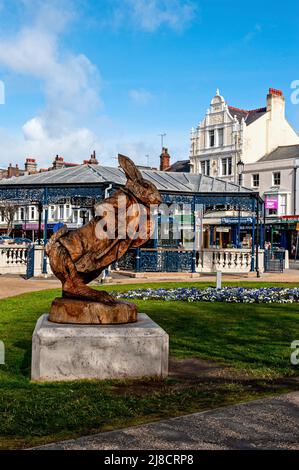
[
  {"x1": 12, "y1": 237, "x2": 33, "y2": 245},
  {"x1": 0, "y1": 236, "x2": 13, "y2": 245}
]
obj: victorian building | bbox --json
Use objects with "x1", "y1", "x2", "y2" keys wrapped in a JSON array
[
  {"x1": 188, "y1": 88, "x2": 299, "y2": 254},
  {"x1": 0, "y1": 161, "x2": 264, "y2": 277},
  {"x1": 189, "y1": 88, "x2": 299, "y2": 183},
  {"x1": 243, "y1": 144, "x2": 299, "y2": 255}
]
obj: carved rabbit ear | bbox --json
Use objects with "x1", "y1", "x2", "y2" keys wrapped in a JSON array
[{"x1": 118, "y1": 154, "x2": 143, "y2": 183}]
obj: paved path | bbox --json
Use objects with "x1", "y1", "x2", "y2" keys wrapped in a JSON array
[
  {"x1": 110, "y1": 270, "x2": 299, "y2": 284},
  {"x1": 35, "y1": 392, "x2": 299, "y2": 450},
  {"x1": 0, "y1": 275, "x2": 60, "y2": 299},
  {"x1": 0, "y1": 269, "x2": 298, "y2": 300}
]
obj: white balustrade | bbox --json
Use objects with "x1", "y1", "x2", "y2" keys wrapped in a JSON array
[
  {"x1": 197, "y1": 249, "x2": 265, "y2": 274},
  {"x1": 0, "y1": 245, "x2": 28, "y2": 275},
  {"x1": 0, "y1": 245, "x2": 54, "y2": 277}
]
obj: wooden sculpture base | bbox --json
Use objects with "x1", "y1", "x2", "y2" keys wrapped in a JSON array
[{"x1": 49, "y1": 297, "x2": 138, "y2": 324}]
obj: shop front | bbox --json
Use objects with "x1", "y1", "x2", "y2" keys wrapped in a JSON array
[
  {"x1": 278, "y1": 216, "x2": 299, "y2": 259},
  {"x1": 202, "y1": 213, "x2": 257, "y2": 249}
]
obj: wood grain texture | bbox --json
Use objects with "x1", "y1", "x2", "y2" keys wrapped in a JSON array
[{"x1": 45, "y1": 155, "x2": 161, "y2": 324}]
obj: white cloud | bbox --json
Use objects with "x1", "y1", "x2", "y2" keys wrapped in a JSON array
[
  {"x1": 113, "y1": 0, "x2": 197, "y2": 32},
  {"x1": 0, "y1": 13, "x2": 101, "y2": 132},
  {"x1": 0, "y1": 0, "x2": 191, "y2": 170},
  {"x1": 0, "y1": 125, "x2": 98, "y2": 168},
  {"x1": 23, "y1": 118, "x2": 47, "y2": 141},
  {"x1": 129, "y1": 89, "x2": 153, "y2": 105},
  {"x1": 0, "y1": 0, "x2": 101, "y2": 165}
]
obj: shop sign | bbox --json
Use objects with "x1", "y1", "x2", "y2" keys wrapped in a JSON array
[
  {"x1": 265, "y1": 197, "x2": 278, "y2": 209},
  {"x1": 281, "y1": 216, "x2": 299, "y2": 223},
  {"x1": 221, "y1": 217, "x2": 253, "y2": 225},
  {"x1": 22, "y1": 223, "x2": 44, "y2": 230}
]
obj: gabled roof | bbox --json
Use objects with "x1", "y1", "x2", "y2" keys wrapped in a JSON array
[
  {"x1": 0, "y1": 162, "x2": 252, "y2": 194},
  {"x1": 167, "y1": 160, "x2": 190, "y2": 173},
  {"x1": 228, "y1": 106, "x2": 267, "y2": 125},
  {"x1": 258, "y1": 144, "x2": 299, "y2": 162}
]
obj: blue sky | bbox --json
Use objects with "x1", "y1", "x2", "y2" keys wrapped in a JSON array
[{"x1": 0, "y1": 0, "x2": 298, "y2": 168}]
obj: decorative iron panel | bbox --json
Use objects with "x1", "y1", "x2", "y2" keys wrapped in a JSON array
[
  {"x1": 0, "y1": 186, "x2": 105, "y2": 205},
  {"x1": 139, "y1": 249, "x2": 193, "y2": 273},
  {"x1": 113, "y1": 250, "x2": 136, "y2": 271},
  {"x1": 26, "y1": 245, "x2": 35, "y2": 279}
]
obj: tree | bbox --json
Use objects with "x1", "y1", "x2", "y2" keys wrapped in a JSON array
[{"x1": 1, "y1": 202, "x2": 18, "y2": 236}]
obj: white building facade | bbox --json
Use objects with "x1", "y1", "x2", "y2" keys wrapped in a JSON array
[
  {"x1": 189, "y1": 88, "x2": 299, "y2": 254},
  {"x1": 190, "y1": 88, "x2": 299, "y2": 183},
  {"x1": 0, "y1": 201, "x2": 92, "y2": 240},
  {"x1": 243, "y1": 145, "x2": 299, "y2": 254}
]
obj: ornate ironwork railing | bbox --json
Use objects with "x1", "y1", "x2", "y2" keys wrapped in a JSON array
[
  {"x1": 113, "y1": 250, "x2": 137, "y2": 271},
  {"x1": 113, "y1": 248, "x2": 195, "y2": 273},
  {"x1": 264, "y1": 249, "x2": 284, "y2": 273}
]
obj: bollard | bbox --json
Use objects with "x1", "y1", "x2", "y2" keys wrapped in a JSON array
[
  {"x1": 0, "y1": 340, "x2": 4, "y2": 365},
  {"x1": 216, "y1": 270, "x2": 222, "y2": 290}
]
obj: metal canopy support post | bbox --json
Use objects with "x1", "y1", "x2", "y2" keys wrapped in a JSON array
[
  {"x1": 42, "y1": 188, "x2": 49, "y2": 275},
  {"x1": 237, "y1": 204, "x2": 241, "y2": 248},
  {"x1": 250, "y1": 197, "x2": 256, "y2": 272},
  {"x1": 255, "y1": 196, "x2": 260, "y2": 278},
  {"x1": 136, "y1": 247, "x2": 141, "y2": 272},
  {"x1": 209, "y1": 225, "x2": 214, "y2": 247},
  {"x1": 191, "y1": 196, "x2": 196, "y2": 273},
  {"x1": 37, "y1": 202, "x2": 43, "y2": 245},
  {"x1": 153, "y1": 211, "x2": 159, "y2": 249}
]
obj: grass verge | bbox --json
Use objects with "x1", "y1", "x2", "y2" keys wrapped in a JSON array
[{"x1": 0, "y1": 282, "x2": 298, "y2": 449}]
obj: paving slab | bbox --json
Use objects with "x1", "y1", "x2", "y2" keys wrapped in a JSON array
[{"x1": 33, "y1": 392, "x2": 299, "y2": 450}]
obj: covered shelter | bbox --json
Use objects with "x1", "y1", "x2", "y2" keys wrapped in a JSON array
[{"x1": 0, "y1": 163, "x2": 265, "y2": 276}]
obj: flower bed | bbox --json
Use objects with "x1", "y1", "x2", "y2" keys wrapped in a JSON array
[{"x1": 114, "y1": 286, "x2": 299, "y2": 303}]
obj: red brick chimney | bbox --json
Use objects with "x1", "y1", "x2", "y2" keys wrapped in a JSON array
[
  {"x1": 267, "y1": 88, "x2": 285, "y2": 116},
  {"x1": 25, "y1": 158, "x2": 37, "y2": 173},
  {"x1": 52, "y1": 155, "x2": 65, "y2": 170},
  {"x1": 89, "y1": 150, "x2": 98, "y2": 165},
  {"x1": 160, "y1": 147, "x2": 170, "y2": 171}
]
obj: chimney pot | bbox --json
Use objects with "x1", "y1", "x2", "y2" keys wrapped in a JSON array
[
  {"x1": 269, "y1": 88, "x2": 283, "y2": 97},
  {"x1": 160, "y1": 147, "x2": 171, "y2": 171}
]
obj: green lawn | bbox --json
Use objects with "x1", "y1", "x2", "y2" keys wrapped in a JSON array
[{"x1": 0, "y1": 281, "x2": 298, "y2": 449}]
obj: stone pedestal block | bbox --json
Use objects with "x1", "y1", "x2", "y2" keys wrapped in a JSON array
[{"x1": 31, "y1": 313, "x2": 168, "y2": 382}]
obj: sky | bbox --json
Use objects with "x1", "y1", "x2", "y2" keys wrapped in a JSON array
[{"x1": 0, "y1": 0, "x2": 299, "y2": 169}]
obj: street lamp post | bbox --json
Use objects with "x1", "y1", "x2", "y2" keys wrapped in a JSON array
[
  {"x1": 237, "y1": 160, "x2": 245, "y2": 248},
  {"x1": 237, "y1": 159, "x2": 245, "y2": 186}
]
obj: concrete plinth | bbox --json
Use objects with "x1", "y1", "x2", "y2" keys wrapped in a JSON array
[{"x1": 31, "y1": 313, "x2": 168, "y2": 382}]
